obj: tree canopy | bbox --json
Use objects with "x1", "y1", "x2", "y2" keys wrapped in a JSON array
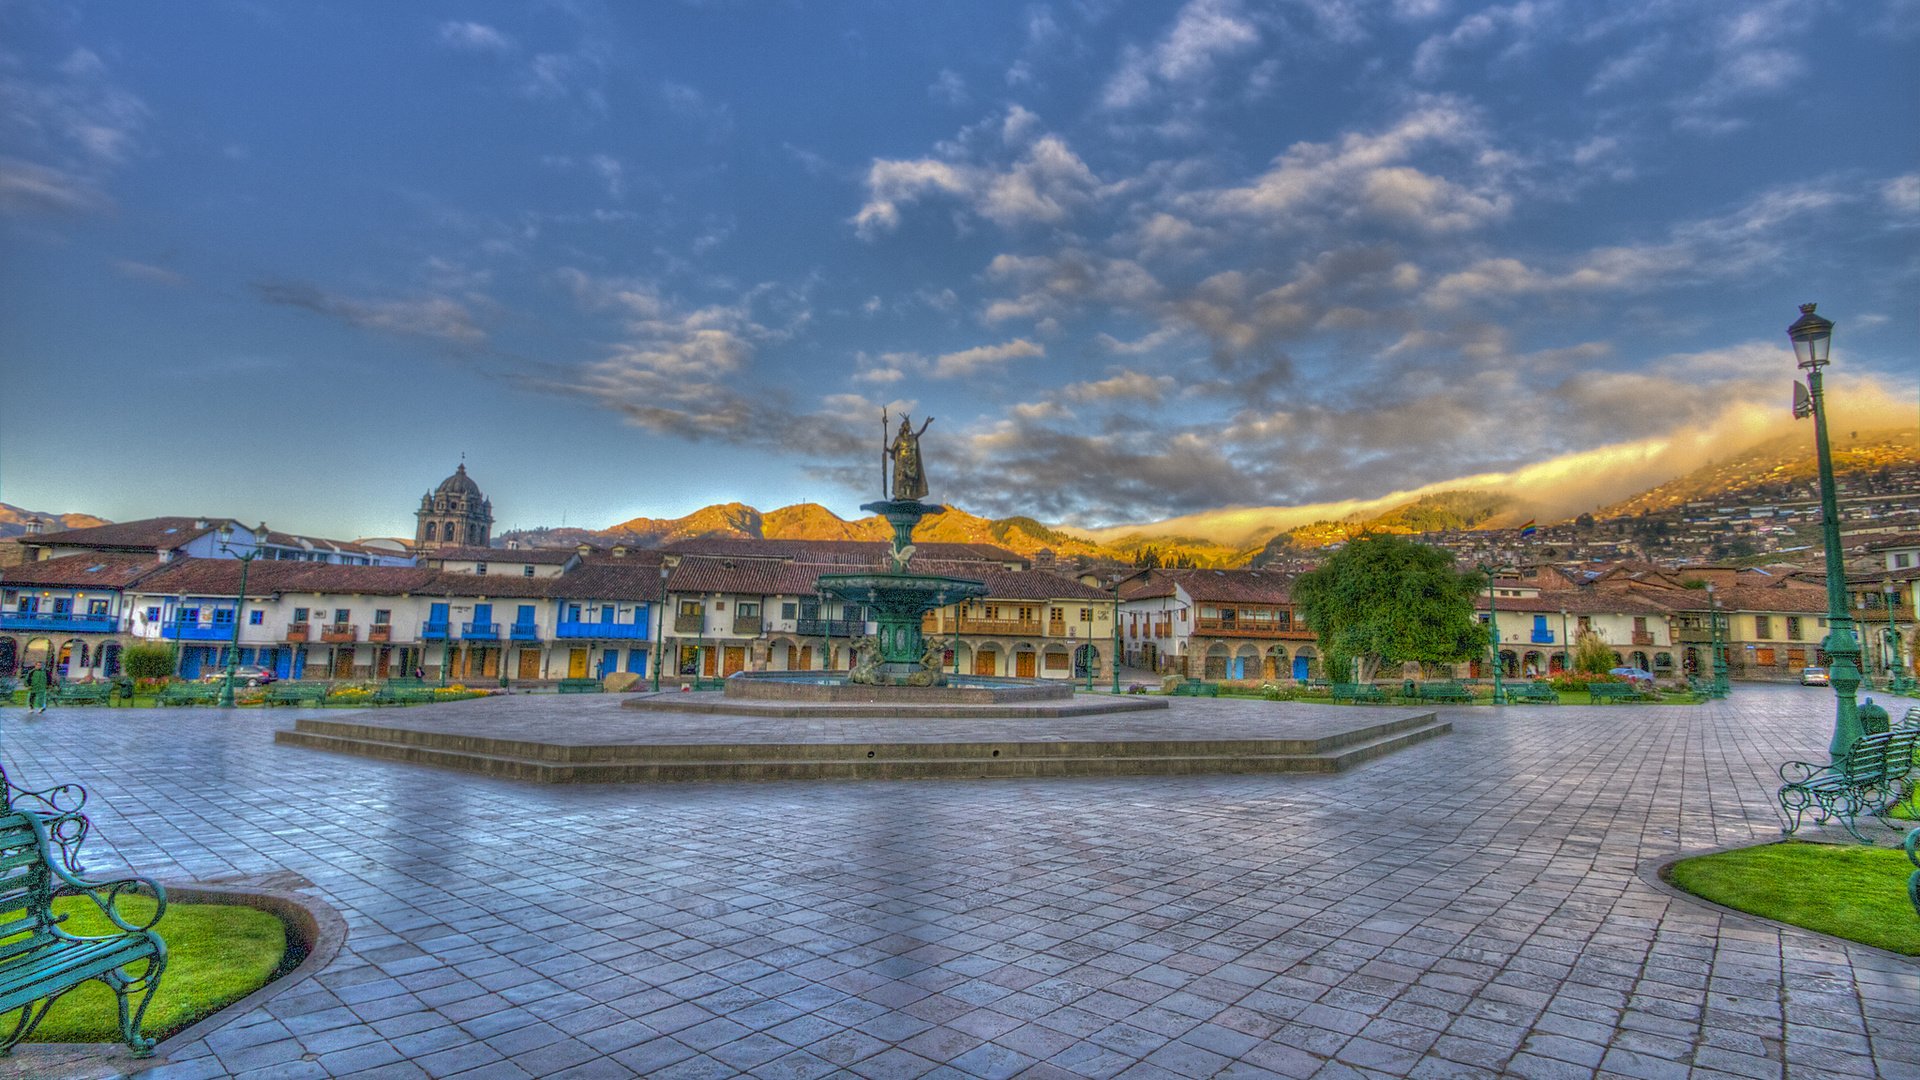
[{"x1": 1290, "y1": 534, "x2": 1484, "y2": 682}]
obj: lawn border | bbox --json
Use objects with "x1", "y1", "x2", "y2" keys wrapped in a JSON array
[
  {"x1": 1639, "y1": 839, "x2": 1920, "y2": 961},
  {"x1": 7, "y1": 876, "x2": 348, "y2": 1077}
]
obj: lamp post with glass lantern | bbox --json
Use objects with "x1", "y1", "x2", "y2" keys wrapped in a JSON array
[
  {"x1": 651, "y1": 565, "x2": 669, "y2": 692},
  {"x1": 1559, "y1": 607, "x2": 1570, "y2": 678},
  {"x1": 1705, "y1": 583, "x2": 1730, "y2": 699},
  {"x1": 1112, "y1": 578, "x2": 1122, "y2": 694},
  {"x1": 1787, "y1": 303, "x2": 1864, "y2": 755},
  {"x1": 1885, "y1": 577, "x2": 1911, "y2": 694},
  {"x1": 214, "y1": 522, "x2": 270, "y2": 708}
]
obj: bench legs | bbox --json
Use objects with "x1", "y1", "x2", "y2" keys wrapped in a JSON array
[{"x1": 0, "y1": 951, "x2": 166, "y2": 1059}]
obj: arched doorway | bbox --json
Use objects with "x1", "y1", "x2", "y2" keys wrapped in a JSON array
[
  {"x1": 100, "y1": 641, "x2": 123, "y2": 677},
  {"x1": 974, "y1": 645, "x2": 1000, "y2": 677},
  {"x1": 1292, "y1": 646, "x2": 1316, "y2": 681},
  {"x1": 1264, "y1": 645, "x2": 1287, "y2": 680},
  {"x1": 1653, "y1": 652, "x2": 1673, "y2": 674},
  {"x1": 1522, "y1": 650, "x2": 1543, "y2": 678},
  {"x1": 1629, "y1": 651, "x2": 1649, "y2": 671},
  {"x1": 1498, "y1": 650, "x2": 1518, "y2": 677},
  {"x1": 1072, "y1": 644, "x2": 1099, "y2": 678},
  {"x1": 1232, "y1": 645, "x2": 1259, "y2": 680},
  {"x1": 1683, "y1": 647, "x2": 1700, "y2": 675},
  {"x1": 1547, "y1": 653, "x2": 1565, "y2": 675},
  {"x1": 1203, "y1": 643, "x2": 1229, "y2": 680}
]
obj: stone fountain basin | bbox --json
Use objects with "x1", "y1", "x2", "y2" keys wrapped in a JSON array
[{"x1": 723, "y1": 670, "x2": 1073, "y2": 704}]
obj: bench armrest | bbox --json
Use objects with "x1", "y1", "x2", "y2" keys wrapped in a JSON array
[
  {"x1": 20, "y1": 811, "x2": 167, "y2": 931},
  {"x1": 1778, "y1": 759, "x2": 1829, "y2": 786}
]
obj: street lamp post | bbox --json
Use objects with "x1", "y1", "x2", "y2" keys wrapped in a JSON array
[
  {"x1": 1706, "y1": 584, "x2": 1730, "y2": 699},
  {"x1": 1788, "y1": 303, "x2": 1865, "y2": 756},
  {"x1": 214, "y1": 523, "x2": 268, "y2": 709},
  {"x1": 652, "y1": 566, "x2": 668, "y2": 692},
  {"x1": 1559, "y1": 608, "x2": 1570, "y2": 678},
  {"x1": 1884, "y1": 578, "x2": 1911, "y2": 694},
  {"x1": 1480, "y1": 564, "x2": 1504, "y2": 704},
  {"x1": 1112, "y1": 579, "x2": 1122, "y2": 695},
  {"x1": 1083, "y1": 605, "x2": 1093, "y2": 691}
]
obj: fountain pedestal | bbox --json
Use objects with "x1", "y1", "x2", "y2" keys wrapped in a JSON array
[{"x1": 816, "y1": 499, "x2": 989, "y2": 687}]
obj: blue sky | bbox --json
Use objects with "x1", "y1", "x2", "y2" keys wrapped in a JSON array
[{"x1": 2, "y1": 0, "x2": 1915, "y2": 542}]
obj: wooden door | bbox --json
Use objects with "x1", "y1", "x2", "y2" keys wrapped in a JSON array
[
  {"x1": 975, "y1": 650, "x2": 996, "y2": 676},
  {"x1": 1015, "y1": 652, "x2": 1036, "y2": 678},
  {"x1": 723, "y1": 646, "x2": 745, "y2": 675},
  {"x1": 567, "y1": 649, "x2": 588, "y2": 678},
  {"x1": 332, "y1": 648, "x2": 355, "y2": 678},
  {"x1": 375, "y1": 648, "x2": 391, "y2": 679},
  {"x1": 703, "y1": 648, "x2": 718, "y2": 676},
  {"x1": 799, "y1": 645, "x2": 812, "y2": 670},
  {"x1": 517, "y1": 650, "x2": 542, "y2": 679}
]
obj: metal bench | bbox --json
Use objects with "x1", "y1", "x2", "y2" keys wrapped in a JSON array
[
  {"x1": 1586, "y1": 682, "x2": 1643, "y2": 704},
  {"x1": 156, "y1": 683, "x2": 217, "y2": 707},
  {"x1": 265, "y1": 683, "x2": 329, "y2": 707},
  {"x1": 1777, "y1": 724, "x2": 1920, "y2": 843},
  {"x1": 1170, "y1": 680, "x2": 1219, "y2": 697},
  {"x1": 1415, "y1": 681, "x2": 1474, "y2": 704},
  {"x1": 373, "y1": 678, "x2": 436, "y2": 706},
  {"x1": 557, "y1": 678, "x2": 604, "y2": 694},
  {"x1": 1330, "y1": 683, "x2": 1387, "y2": 704},
  {"x1": 0, "y1": 765, "x2": 167, "y2": 1057},
  {"x1": 51, "y1": 683, "x2": 115, "y2": 707},
  {"x1": 1507, "y1": 681, "x2": 1560, "y2": 704}
]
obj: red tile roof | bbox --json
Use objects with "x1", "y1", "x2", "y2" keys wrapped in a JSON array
[
  {"x1": 0, "y1": 554, "x2": 166, "y2": 589},
  {"x1": 28, "y1": 517, "x2": 219, "y2": 552}
]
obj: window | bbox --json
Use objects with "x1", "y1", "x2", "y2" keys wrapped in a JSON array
[
  {"x1": 52, "y1": 598, "x2": 72, "y2": 615},
  {"x1": 1079, "y1": 608, "x2": 1092, "y2": 623},
  {"x1": 146, "y1": 606, "x2": 161, "y2": 622},
  {"x1": 475, "y1": 562, "x2": 488, "y2": 576},
  {"x1": 1898, "y1": 553, "x2": 1913, "y2": 568},
  {"x1": 738, "y1": 602, "x2": 759, "y2": 617},
  {"x1": 1754, "y1": 615, "x2": 1771, "y2": 639},
  {"x1": 293, "y1": 607, "x2": 308, "y2": 623},
  {"x1": 334, "y1": 609, "x2": 350, "y2": 625},
  {"x1": 782, "y1": 602, "x2": 797, "y2": 620},
  {"x1": 249, "y1": 610, "x2": 264, "y2": 625},
  {"x1": 212, "y1": 608, "x2": 234, "y2": 626},
  {"x1": 87, "y1": 599, "x2": 109, "y2": 616},
  {"x1": 566, "y1": 603, "x2": 582, "y2": 622},
  {"x1": 1785, "y1": 616, "x2": 1802, "y2": 640},
  {"x1": 374, "y1": 609, "x2": 391, "y2": 625},
  {"x1": 523, "y1": 565, "x2": 535, "y2": 577},
  {"x1": 680, "y1": 600, "x2": 702, "y2": 616}
]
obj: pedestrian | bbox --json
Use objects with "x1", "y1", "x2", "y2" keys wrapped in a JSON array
[{"x1": 25, "y1": 664, "x2": 49, "y2": 713}]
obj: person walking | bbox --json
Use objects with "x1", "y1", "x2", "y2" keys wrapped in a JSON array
[{"x1": 25, "y1": 664, "x2": 49, "y2": 713}]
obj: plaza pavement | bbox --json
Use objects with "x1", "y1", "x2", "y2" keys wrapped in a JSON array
[{"x1": 3, "y1": 683, "x2": 1916, "y2": 1080}]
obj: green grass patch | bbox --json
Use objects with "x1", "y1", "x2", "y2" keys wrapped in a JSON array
[
  {"x1": 1665, "y1": 841, "x2": 1920, "y2": 955},
  {"x1": 10, "y1": 896, "x2": 288, "y2": 1044}
]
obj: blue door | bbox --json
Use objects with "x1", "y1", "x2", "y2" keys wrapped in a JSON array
[
  {"x1": 429, "y1": 602, "x2": 449, "y2": 630},
  {"x1": 180, "y1": 648, "x2": 204, "y2": 680},
  {"x1": 517, "y1": 605, "x2": 534, "y2": 628},
  {"x1": 1532, "y1": 615, "x2": 1548, "y2": 641},
  {"x1": 627, "y1": 649, "x2": 647, "y2": 673},
  {"x1": 274, "y1": 649, "x2": 293, "y2": 678},
  {"x1": 599, "y1": 606, "x2": 615, "y2": 626},
  {"x1": 1292, "y1": 656, "x2": 1309, "y2": 680},
  {"x1": 601, "y1": 648, "x2": 619, "y2": 676},
  {"x1": 473, "y1": 603, "x2": 492, "y2": 628}
]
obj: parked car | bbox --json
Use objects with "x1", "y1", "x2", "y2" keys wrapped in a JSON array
[
  {"x1": 1800, "y1": 666, "x2": 1829, "y2": 686},
  {"x1": 1609, "y1": 666, "x2": 1655, "y2": 685},
  {"x1": 201, "y1": 665, "x2": 278, "y2": 687}
]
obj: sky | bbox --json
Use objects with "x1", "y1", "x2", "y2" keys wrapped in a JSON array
[{"x1": 1, "y1": 0, "x2": 1915, "y2": 542}]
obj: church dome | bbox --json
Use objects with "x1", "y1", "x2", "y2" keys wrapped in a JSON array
[{"x1": 434, "y1": 463, "x2": 482, "y2": 498}]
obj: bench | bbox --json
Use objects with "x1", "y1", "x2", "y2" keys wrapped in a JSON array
[
  {"x1": 1908, "y1": 828, "x2": 1920, "y2": 919},
  {"x1": 52, "y1": 683, "x2": 115, "y2": 707},
  {"x1": 1330, "y1": 683, "x2": 1387, "y2": 704},
  {"x1": 266, "y1": 683, "x2": 329, "y2": 707},
  {"x1": 1507, "y1": 681, "x2": 1560, "y2": 704},
  {"x1": 373, "y1": 678, "x2": 437, "y2": 706},
  {"x1": 1415, "y1": 681, "x2": 1474, "y2": 704},
  {"x1": 1170, "y1": 680, "x2": 1219, "y2": 697},
  {"x1": 156, "y1": 683, "x2": 217, "y2": 707},
  {"x1": 1778, "y1": 724, "x2": 1920, "y2": 842},
  {"x1": 1586, "y1": 682, "x2": 1644, "y2": 705},
  {"x1": 557, "y1": 678, "x2": 604, "y2": 694},
  {"x1": 0, "y1": 766, "x2": 167, "y2": 1057}
]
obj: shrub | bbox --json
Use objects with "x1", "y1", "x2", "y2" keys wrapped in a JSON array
[
  {"x1": 1550, "y1": 672, "x2": 1626, "y2": 691},
  {"x1": 121, "y1": 644, "x2": 176, "y2": 680},
  {"x1": 1572, "y1": 630, "x2": 1615, "y2": 676}
]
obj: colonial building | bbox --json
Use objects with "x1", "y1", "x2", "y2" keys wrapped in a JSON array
[
  {"x1": 1118, "y1": 568, "x2": 1316, "y2": 680},
  {"x1": 15, "y1": 517, "x2": 410, "y2": 567},
  {"x1": 414, "y1": 464, "x2": 494, "y2": 551}
]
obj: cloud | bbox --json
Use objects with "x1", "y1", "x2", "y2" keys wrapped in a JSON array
[
  {"x1": 1064, "y1": 370, "x2": 1176, "y2": 403},
  {"x1": 112, "y1": 259, "x2": 187, "y2": 287},
  {"x1": 1410, "y1": 2, "x2": 1545, "y2": 82},
  {"x1": 929, "y1": 338, "x2": 1044, "y2": 378},
  {"x1": 660, "y1": 81, "x2": 734, "y2": 139},
  {"x1": 0, "y1": 157, "x2": 109, "y2": 216},
  {"x1": 256, "y1": 281, "x2": 488, "y2": 344},
  {"x1": 0, "y1": 47, "x2": 145, "y2": 217},
  {"x1": 928, "y1": 69, "x2": 968, "y2": 106},
  {"x1": 1100, "y1": 0, "x2": 1260, "y2": 111},
  {"x1": 437, "y1": 21, "x2": 516, "y2": 53},
  {"x1": 852, "y1": 114, "x2": 1105, "y2": 238}
]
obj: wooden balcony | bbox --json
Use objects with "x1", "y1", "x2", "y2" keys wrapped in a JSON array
[
  {"x1": 368, "y1": 624, "x2": 393, "y2": 643},
  {"x1": 732, "y1": 615, "x2": 764, "y2": 636},
  {"x1": 1630, "y1": 630, "x2": 1654, "y2": 646},
  {"x1": 1193, "y1": 617, "x2": 1312, "y2": 639},
  {"x1": 674, "y1": 613, "x2": 706, "y2": 634},
  {"x1": 1673, "y1": 627, "x2": 1714, "y2": 643},
  {"x1": 285, "y1": 622, "x2": 310, "y2": 642},
  {"x1": 320, "y1": 623, "x2": 358, "y2": 643}
]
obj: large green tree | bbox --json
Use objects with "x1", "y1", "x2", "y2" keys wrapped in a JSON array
[{"x1": 1291, "y1": 534, "x2": 1484, "y2": 682}]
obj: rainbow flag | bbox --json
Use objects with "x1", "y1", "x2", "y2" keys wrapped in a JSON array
[{"x1": 1518, "y1": 519, "x2": 1537, "y2": 538}]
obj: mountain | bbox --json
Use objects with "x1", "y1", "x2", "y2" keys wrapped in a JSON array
[
  {"x1": 1593, "y1": 426, "x2": 1915, "y2": 518},
  {"x1": 1250, "y1": 489, "x2": 1517, "y2": 560},
  {"x1": 0, "y1": 503, "x2": 110, "y2": 539}
]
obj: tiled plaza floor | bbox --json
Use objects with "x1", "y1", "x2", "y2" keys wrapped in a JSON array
[{"x1": 3, "y1": 683, "x2": 1916, "y2": 1079}]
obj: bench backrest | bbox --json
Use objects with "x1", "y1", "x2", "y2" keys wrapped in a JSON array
[
  {"x1": 0, "y1": 812, "x2": 56, "y2": 964},
  {"x1": 1841, "y1": 728, "x2": 1920, "y2": 785}
]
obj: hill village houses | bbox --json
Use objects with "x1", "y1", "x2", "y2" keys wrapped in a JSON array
[{"x1": 2, "y1": 466, "x2": 1916, "y2": 688}]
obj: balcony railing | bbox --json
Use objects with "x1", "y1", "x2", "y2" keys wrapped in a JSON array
[
  {"x1": 674, "y1": 613, "x2": 706, "y2": 634},
  {"x1": 510, "y1": 621, "x2": 542, "y2": 641},
  {"x1": 320, "y1": 623, "x2": 358, "y2": 643},
  {"x1": 286, "y1": 622, "x2": 311, "y2": 642},
  {"x1": 0, "y1": 611, "x2": 118, "y2": 634},
  {"x1": 732, "y1": 615, "x2": 763, "y2": 636},
  {"x1": 1193, "y1": 617, "x2": 1309, "y2": 639},
  {"x1": 461, "y1": 621, "x2": 499, "y2": 640},
  {"x1": 554, "y1": 621, "x2": 650, "y2": 640},
  {"x1": 162, "y1": 621, "x2": 235, "y2": 641},
  {"x1": 1673, "y1": 627, "x2": 1714, "y2": 643},
  {"x1": 796, "y1": 617, "x2": 862, "y2": 637},
  {"x1": 422, "y1": 620, "x2": 451, "y2": 640},
  {"x1": 1529, "y1": 630, "x2": 1556, "y2": 644},
  {"x1": 953, "y1": 617, "x2": 1044, "y2": 636},
  {"x1": 1630, "y1": 630, "x2": 1654, "y2": 646},
  {"x1": 368, "y1": 625, "x2": 393, "y2": 643}
]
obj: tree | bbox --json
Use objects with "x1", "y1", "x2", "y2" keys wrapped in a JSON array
[
  {"x1": 1572, "y1": 629, "x2": 1614, "y2": 675},
  {"x1": 1290, "y1": 534, "x2": 1483, "y2": 683},
  {"x1": 121, "y1": 643, "x2": 176, "y2": 680}
]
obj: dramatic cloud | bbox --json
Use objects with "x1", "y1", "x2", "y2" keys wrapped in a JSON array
[
  {"x1": 1100, "y1": 0, "x2": 1261, "y2": 111},
  {"x1": 0, "y1": 48, "x2": 146, "y2": 217},
  {"x1": 852, "y1": 122, "x2": 1105, "y2": 238}
]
